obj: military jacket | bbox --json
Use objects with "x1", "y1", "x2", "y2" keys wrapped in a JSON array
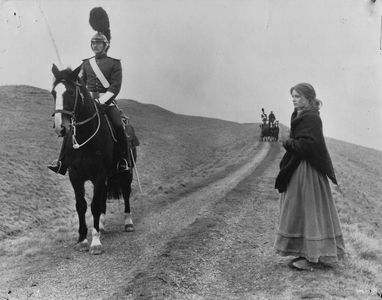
[{"x1": 81, "y1": 54, "x2": 122, "y2": 99}]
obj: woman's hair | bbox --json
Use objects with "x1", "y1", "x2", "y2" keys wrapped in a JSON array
[{"x1": 290, "y1": 83, "x2": 323, "y2": 110}]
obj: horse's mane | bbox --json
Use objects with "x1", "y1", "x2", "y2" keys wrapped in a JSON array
[{"x1": 78, "y1": 78, "x2": 93, "y2": 101}]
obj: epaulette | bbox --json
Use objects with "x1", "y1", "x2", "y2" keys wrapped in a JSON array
[{"x1": 82, "y1": 55, "x2": 120, "y2": 61}]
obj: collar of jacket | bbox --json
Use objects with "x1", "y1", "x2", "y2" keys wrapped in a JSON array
[
  {"x1": 95, "y1": 53, "x2": 108, "y2": 59},
  {"x1": 291, "y1": 108, "x2": 319, "y2": 124}
]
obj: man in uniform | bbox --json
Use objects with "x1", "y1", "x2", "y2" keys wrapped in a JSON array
[
  {"x1": 48, "y1": 7, "x2": 129, "y2": 174},
  {"x1": 269, "y1": 110, "x2": 276, "y2": 127},
  {"x1": 261, "y1": 108, "x2": 267, "y2": 124}
]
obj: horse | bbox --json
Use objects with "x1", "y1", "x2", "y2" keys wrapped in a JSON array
[
  {"x1": 260, "y1": 121, "x2": 271, "y2": 142},
  {"x1": 271, "y1": 125, "x2": 279, "y2": 141},
  {"x1": 50, "y1": 64, "x2": 134, "y2": 254},
  {"x1": 259, "y1": 122, "x2": 279, "y2": 142}
]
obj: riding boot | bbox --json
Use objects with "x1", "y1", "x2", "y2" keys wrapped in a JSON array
[
  {"x1": 116, "y1": 126, "x2": 130, "y2": 171},
  {"x1": 47, "y1": 133, "x2": 69, "y2": 175},
  {"x1": 127, "y1": 143, "x2": 135, "y2": 169}
]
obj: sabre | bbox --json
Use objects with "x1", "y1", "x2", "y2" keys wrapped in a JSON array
[
  {"x1": 37, "y1": 0, "x2": 63, "y2": 68},
  {"x1": 130, "y1": 148, "x2": 143, "y2": 194}
]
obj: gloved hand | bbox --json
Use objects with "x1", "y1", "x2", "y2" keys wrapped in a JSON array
[
  {"x1": 99, "y1": 91, "x2": 115, "y2": 105},
  {"x1": 96, "y1": 101, "x2": 107, "y2": 114}
]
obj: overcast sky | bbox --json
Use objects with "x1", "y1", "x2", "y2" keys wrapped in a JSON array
[{"x1": 1, "y1": 0, "x2": 382, "y2": 151}]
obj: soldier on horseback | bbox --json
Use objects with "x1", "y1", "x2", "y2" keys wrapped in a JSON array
[
  {"x1": 48, "y1": 7, "x2": 130, "y2": 175},
  {"x1": 269, "y1": 110, "x2": 276, "y2": 127},
  {"x1": 261, "y1": 108, "x2": 267, "y2": 126}
]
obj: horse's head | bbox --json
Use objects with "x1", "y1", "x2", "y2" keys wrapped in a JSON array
[{"x1": 51, "y1": 64, "x2": 82, "y2": 137}]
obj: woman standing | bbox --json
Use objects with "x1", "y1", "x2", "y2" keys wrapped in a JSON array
[{"x1": 274, "y1": 83, "x2": 345, "y2": 270}]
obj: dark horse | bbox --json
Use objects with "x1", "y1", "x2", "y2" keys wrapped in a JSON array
[
  {"x1": 51, "y1": 64, "x2": 134, "y2": 254},
  {"x1": 259, "y1": 121, "x2": 279, "y2": 142}
]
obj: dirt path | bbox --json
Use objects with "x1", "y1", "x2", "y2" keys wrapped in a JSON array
[
  {"x1": 4, "y1": 140, "x2": 377, "y2": 300},
  {"x1": 117, "y1": 142, "x2": 282, "y2": 299},
  {"x1": 3, "y1": 142, "x2": 274, "y2": 300}
]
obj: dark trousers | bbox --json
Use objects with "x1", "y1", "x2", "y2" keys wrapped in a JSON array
[{"x1": 105, "y1": 105, "x2": 128, "y2": 157}]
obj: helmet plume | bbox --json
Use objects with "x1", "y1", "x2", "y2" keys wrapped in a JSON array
[{"x1": 89, "y1": 7, "x2": 111, "y2": 42}]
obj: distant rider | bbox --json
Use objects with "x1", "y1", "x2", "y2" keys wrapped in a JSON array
[
  {"x1": 269, "y1": 111, "x2": 276, "y2": 127},
  {"x1": 261, "y1": 108, "x2": 268, "y2": 124}
]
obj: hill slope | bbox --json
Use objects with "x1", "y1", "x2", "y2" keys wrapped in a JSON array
[
  {"x1": 0, "y1": 86, "x2": 260, "y2": 242},
  {"x1": 1, "y1": 86, "x2": 382, "y2": 299},
  {"x1": 0, "y1": 85, "x2": 67, "y2": 239}
]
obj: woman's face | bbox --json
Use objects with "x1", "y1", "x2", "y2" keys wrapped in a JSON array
[{"x1": 291, "y1": 89, "x2": 309, "y2": 110}]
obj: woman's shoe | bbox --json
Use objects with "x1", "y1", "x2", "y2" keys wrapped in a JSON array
[{"x1": 288, "y1": 257, "x2": 315, "y2": 271}]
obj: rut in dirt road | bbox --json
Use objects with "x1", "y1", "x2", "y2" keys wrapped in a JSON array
[
  {"x1": 5, "y1": 142, "x2": 273, "y2": 300},
  {"x1": 117, "y1": 142, "x2": 282, "y2": 299}
]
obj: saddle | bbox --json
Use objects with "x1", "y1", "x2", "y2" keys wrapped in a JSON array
[{"x1": 103, "y1": 112, "x2": 140, "y2": 169}]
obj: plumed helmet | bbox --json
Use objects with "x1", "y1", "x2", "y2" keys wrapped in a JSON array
[
  {"x1": 89, "y1": 7, "x2": 111, "y2": 49},
  {"x1": 91, "y1": 32, "x2": 109, "y2": 43}
]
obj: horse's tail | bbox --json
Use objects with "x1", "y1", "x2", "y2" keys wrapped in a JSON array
[{"x1": 106, "y1": 171, "x2": 133, "y2": 199}]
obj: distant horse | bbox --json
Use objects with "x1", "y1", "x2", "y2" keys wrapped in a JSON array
[
  {"x1": 260, "y1": 122, "x2": 271, "y2": 142},
  {"x1": 260, "y1": 122, "x2": 279, "y2": 142},
  {"x1": 271, "y1": 125, "x2": 279, "y2": 141},
  {"x1": 51, "y1": 64, "x2": 134, "y2": 254}
]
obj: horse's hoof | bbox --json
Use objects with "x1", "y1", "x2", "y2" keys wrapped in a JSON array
[
  {"x1": 124, "y1": 224, "x2": 135, "y2": 232},
  {"x1": 90, "y1": 245, "x2": 103, "y2": 255},
  {"x1": 74, "y1": 239, "x2": 89, "y2": 252},
  {"x1": 89, "y1": 228, "x2": 103, "y2": 254}
]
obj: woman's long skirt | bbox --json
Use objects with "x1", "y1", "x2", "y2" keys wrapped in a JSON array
[{"x1": 274, "y1": 161, "x2": 345, "y2": 263}]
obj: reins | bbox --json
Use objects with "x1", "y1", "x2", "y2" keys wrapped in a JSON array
[
  {"x1": 70, "y1": 84, "x2": 101, "y2": 149},
  {"x1": 53, "y1": 81, "x2": 101, "y2": 149},
  {"x1": 71, "y1": 99, "x2": 101, "y2": 149}
]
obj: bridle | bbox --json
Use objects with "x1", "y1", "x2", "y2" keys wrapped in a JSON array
[{"x1": 52, "y1": 80, "x2": 101, "y2": 149}]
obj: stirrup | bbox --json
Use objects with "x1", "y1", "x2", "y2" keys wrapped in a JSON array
[
  {"x1": 117, "y1": 158, "x2": 130, "y2": 171},
  {"x1": 47, "y1": 160, "x2": 65, "y2": 175},
  {"x1": 48, "y1": 159, "x2": 61, "y2": 169}
]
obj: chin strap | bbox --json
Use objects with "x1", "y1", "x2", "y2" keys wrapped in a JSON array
[{"x1": 98, "y1": 91, "x2": 114, "y2": 105}]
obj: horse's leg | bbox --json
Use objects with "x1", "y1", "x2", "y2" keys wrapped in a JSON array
[
  {"x1": 123, "y1": 171, "x2": 134, "y2": 232},
  {"x1": 99, "y1": 185, "x2": 107, "y2": 232},
  {"x1": 89, "y1": 177, "x2": 107, "y2": 255},
  {"x1": 71, "y1": 179, "x2": 89, "y2": 252},
  {"x1": 99, "y1": 212, "x2": 106, "y2": 232}
]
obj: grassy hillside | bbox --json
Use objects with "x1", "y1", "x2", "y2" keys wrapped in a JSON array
[
  {"x1": 0, "y1": 85, "x2": 260, "y2": 243},
  {"x1": 118, "y1": 99, "x2": 261, "y2": 195},
  {"x1": 326, "y1": 139, "x2": 382, "y2": 292},
  {"x1": 0, "y1": 86, "x2": 67, "y2": 241}
]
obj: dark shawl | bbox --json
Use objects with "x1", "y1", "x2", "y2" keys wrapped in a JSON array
[{"x1": 275, "y1": 109, "x2": 337, "y2": 193}]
